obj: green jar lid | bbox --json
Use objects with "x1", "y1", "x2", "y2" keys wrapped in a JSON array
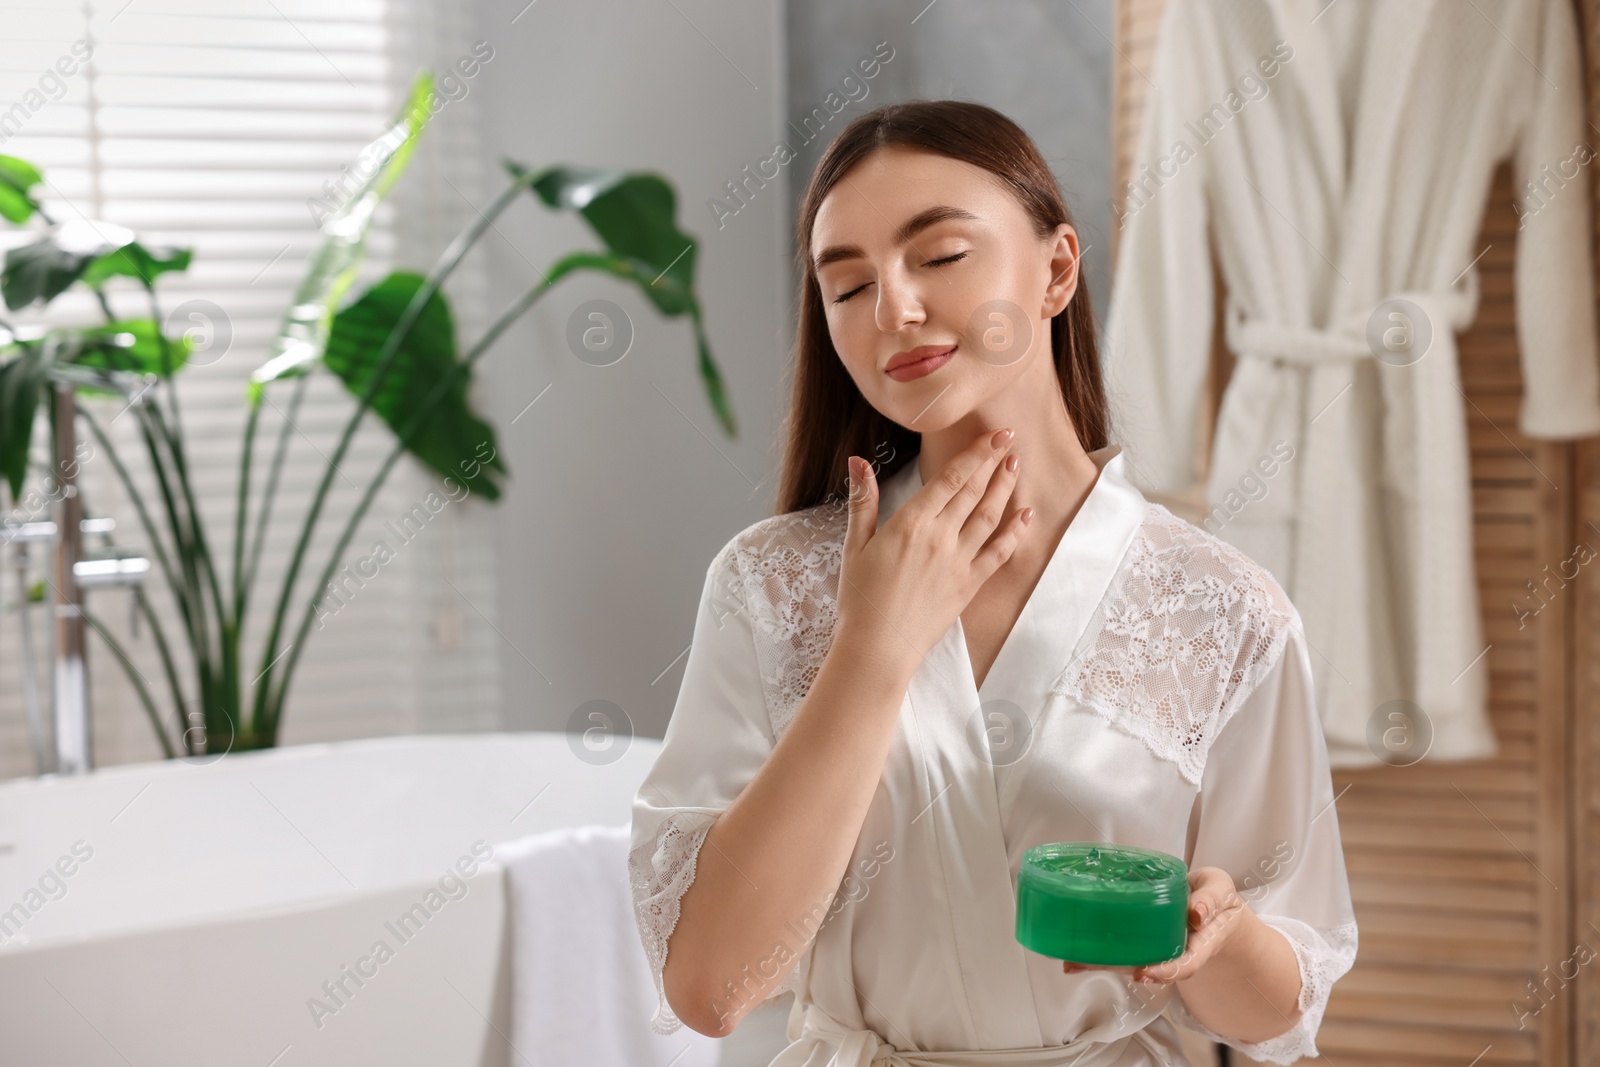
[{"x1": 1015, "y1": 842, "x2": 1189, "y2": 966}]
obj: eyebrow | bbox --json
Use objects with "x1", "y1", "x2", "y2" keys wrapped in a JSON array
[{"x1": 812, "y1": 205, "x2": 981, "y2": 273}]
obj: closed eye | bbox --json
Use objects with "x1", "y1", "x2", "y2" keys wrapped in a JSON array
[{"x1": 830, "y1": 251, "x2": 969, "y2": 305}]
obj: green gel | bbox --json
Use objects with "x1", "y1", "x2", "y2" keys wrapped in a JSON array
[{"x1": 1015, "y1": 842, "x2": 1189, "y2": 966}]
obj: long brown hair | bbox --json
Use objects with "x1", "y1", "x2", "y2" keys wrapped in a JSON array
[{"x1": 775, "y1": 99, "x2": 1110, "y2": 515}]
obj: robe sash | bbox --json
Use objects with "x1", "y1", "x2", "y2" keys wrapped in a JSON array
[{"x1": 786, "y1": 1000, "x2": 1172, "y2": 1067}]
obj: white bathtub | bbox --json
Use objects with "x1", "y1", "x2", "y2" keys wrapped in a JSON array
[{"x1": 0, "y1": 731, "x2": 787, "y2": 1066}]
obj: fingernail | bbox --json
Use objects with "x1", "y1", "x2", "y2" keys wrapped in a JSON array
[
  {"x1": 992, "y1": 427, "x2": 1014, "y2": 448},
  {"x1": 1005, "y1": 453, "x2": 1019, "y2": 473},
  {"x1": 1021, "y1": 507, "x2": 1034, "y2": 525}
]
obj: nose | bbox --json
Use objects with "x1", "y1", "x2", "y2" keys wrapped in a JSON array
[{"x1": 873, "y1": 266, "x2": 926, "y2": 334}]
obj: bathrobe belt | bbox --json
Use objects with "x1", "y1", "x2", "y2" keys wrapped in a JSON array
[
  {"x1": 1223, "y1": 283, "x2": 1479, "y2": 366},
  {"x1": 790, "y1": 1000, "x2": 1173, "y2": 1067}
]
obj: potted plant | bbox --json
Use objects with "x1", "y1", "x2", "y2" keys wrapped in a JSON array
[{"x1": 0, "y1": 72, "x2": 735, "y2": 758}]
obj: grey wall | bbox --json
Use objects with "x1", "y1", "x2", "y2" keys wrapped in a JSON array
[
  {"x1": 470, "y1": 0, "x2": 790, "y2": 738},
  {"x1": 784, "y1": 0, "x2": 1114, "y2": 324}
]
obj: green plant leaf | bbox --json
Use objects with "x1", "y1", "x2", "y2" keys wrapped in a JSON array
[
  {"x1": 323, "y1": 271, "x2": 506, "y2": 499},
  {"x1": 248, "y1": 72, "x2": 435, "y2": 403},
  {"x1": 0, "y1": 156, "x2": 42, "y2": 225},
  {"x1": 504, "y1": 160, "x2": 735, "y2": 435},
  {"x1": 0, "y1": 321, "x2": 186, "y2": 492},
  {"x1": 2, "y1": 218, "x2": 138, "y2": 311},
  {"x1": 81, "y1": 242, "x2": 193, "y2": 289},
  {"x1": 2, "y1": 237, "x2": 95, "y2": 310},
  {"x1": 0, "y1": 344, "x2": 48, "y2": 497},
  {"x1": 76, "y1": 319, "x2": 194, "y2": 377},
  {"x1": 516, "y1": 164, "x2": 700, "y2": 316}
]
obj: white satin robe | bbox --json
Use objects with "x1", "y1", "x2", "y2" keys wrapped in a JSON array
[{"x1": 629, "y1": 445, "x2": 1358, "y2": 1066}]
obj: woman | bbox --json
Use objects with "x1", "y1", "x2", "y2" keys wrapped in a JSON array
[{"x1": 629, "y1": 99, "x2": 1357, "y2": 1067}]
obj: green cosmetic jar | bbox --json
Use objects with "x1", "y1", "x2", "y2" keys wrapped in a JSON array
[{"x1": 1015, "y1": 842, "x2": 1190, "y2": 966}]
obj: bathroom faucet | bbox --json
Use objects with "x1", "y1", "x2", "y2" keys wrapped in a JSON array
[{"x1": 45, "y1": 383, "x2": 151, "y2": 776}]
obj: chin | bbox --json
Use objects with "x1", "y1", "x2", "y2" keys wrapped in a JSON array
[{"x1": 877, "y1": 392, "x2": 976, "y2": 434}]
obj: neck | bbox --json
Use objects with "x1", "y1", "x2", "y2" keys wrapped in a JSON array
[{"x1": 915, "y1": 358, "x2": 1102, "y2": 542}]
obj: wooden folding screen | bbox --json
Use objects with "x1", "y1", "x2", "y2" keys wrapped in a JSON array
[
  {"x1": 1111, "y1": 2, "x2": 1599, "y2": 1063},
  {"x1": 1572, "y1": 7, "x2": 1600, "y2": 1065}
]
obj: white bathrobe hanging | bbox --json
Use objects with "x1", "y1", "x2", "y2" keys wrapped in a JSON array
[
  {"x1": 630, "y1": 446, "x2": 1358, "y2": 1066},
  {"x1": 1103, "y1": 0, "x2": 1600, "y2": 768}
]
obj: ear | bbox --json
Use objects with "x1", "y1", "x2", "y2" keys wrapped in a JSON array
[{"x1": 1042, "y1": 222, "x2": 1080, "y2": 318}]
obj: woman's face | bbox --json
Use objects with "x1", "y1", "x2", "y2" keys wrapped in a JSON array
[{"x1": 810, "y1": 144, "x2": 1079, "y2": 432}]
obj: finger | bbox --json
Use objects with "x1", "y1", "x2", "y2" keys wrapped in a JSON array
[
  {"x1": 843, "y1": 456, "x2": 879, "y2": 557},
  {"x1": 957, "y1": 447, "x2": 1020, "y2": 559},
  {"x1": 1187, "y1": 868, "x2": 1240, "y2": 931},
  {"x1": 938, "y1": 428, "x2": 1014, "y2": 526},
  {"x1": 970, "y1": 496, "x2": 1034, "y2": 579},
  {"x1": 1133, "y1": 955, "x2": 1195, "y2": 985},
  {"x1": 922, "y1": 427, "x2": 1015, "y2": 522},
  {"x1": 1138, "y1": 945, "x2": 1202, "y2": 981}
]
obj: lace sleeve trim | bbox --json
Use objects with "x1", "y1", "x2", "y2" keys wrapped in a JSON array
[
  {"x1": 627, "y1": 810, "x2": 717, "y2": 1035},
  {"x1": 1164, "y1": 918, "x2": 1358, "y2": 1064},
  {"x1": 626, "y1": 809, "x2": 805, "y2": 1036},
  {"x1": 1049, "y1": 504, "x2": 1300, "y2": 785}
]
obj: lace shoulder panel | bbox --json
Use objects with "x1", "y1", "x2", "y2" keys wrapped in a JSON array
[
  {"x1": 724, "y1": 500, "x2": 849, "y2": 742},
  {"x1": 1049, "y1": 503, "x2": 1300, "y2": 786}
]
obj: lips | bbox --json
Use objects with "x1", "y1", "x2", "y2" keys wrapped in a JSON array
[{"x1": 885, "y1": 344, "x2": 956, "y2": 382}]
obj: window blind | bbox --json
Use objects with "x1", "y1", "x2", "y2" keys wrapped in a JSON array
[{"x1": 0, "y1": 0, "x2": 500, "y2": 777}]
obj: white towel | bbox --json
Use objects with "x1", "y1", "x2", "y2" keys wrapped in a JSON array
[{"x1": 497, "y1": 822, "x2": 721, "y2": 1067}]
